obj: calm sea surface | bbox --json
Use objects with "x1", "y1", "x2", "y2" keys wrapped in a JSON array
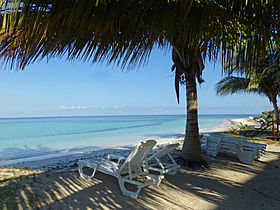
[{"x1": 0, "y1": 114, "x2": 253, "y2": 163}]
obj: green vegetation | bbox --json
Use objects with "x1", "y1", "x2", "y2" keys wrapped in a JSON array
[
  {"x1": 217, "y1": 131, "x2": 280, "y2": 145},
  {"x1": 254, "y1": 113, "x2": 275, "y2": 122},
  {"x1": 0, "y1": 1, "x2": 278, "y2": 164},
  {"x1": 217, "y1": 120, "x2": 280, "y2": 145}
]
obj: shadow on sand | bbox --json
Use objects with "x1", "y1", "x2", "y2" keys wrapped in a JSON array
[{"x1": 1, "y1": 147, "x2": 280, "y2": 209}]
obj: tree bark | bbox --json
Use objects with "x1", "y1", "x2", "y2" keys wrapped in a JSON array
[
  {"x1": 271, "y1": 95, "x2": 279, "y2": 133},
  {"x1": 181, "y1": 71, "x2": 202, "y2": 161},
  {"x1": 172, "y1": 46, "x2": 203, "y2": 163}
]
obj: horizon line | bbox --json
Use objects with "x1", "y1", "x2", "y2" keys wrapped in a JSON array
[{"x1": 0, "y1": 113, "x2": 259, "y2": 120}]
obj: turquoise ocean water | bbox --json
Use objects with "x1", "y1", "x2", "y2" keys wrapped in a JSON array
[{"x1": 0, "y1": 114, "x2": 253, "y2": 163}]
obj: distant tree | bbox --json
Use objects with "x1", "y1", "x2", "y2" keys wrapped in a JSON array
[
  {"x1": 0, "y1": 1, "x2": 279, "y2": 166},
  {"x1": 216, "y1": 47, "x2": 280, "y2": 130}
]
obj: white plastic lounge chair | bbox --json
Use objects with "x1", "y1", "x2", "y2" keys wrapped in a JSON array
[
  {"x1": 78, "y1": 140, "x2": 163, "y2": 199},
  {"x1": 201, "y1": 134, "x2": 222, "y2": 156},
  {"x1": 147, "y1": 143, "x2": 180, "y2": 176},
  {"x1": 202, "y1": 134, "x2": 266, "y2": 164}
]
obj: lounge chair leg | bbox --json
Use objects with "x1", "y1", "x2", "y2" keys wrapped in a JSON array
[
  {"x1": 78, "y1": 162, "x2": 100, "y2": 180},
  {"x1": 152, "y1": 175, "x2": 164, "y2": 188},
  {"x1": 166, "y1": 170, "x2": 177, "y2": 176},
  {"x1": 118, "y1": 179, "x2": 141, "y2": 199}
]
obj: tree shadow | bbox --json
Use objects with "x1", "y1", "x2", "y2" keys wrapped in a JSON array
[
  {"x1": 1, "y1": 147, "x2": 280, "y2": 209},
  {"x1": 1, "y1": 169, "x2": 138, "y2": 209},
  {"x1": 163, "y1": 148, "x2": 280, "y2": 209}
]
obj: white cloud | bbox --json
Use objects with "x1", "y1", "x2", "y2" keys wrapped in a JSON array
[{"x1": 57, "y1": 105, "x2": 87, "y2": 111}]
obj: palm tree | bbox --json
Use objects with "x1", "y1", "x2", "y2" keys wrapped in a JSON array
[
  {"x1": 217, "y1": 47, "x2": 280, "y2": 131},
  {"x1": 0, "y1": 1, "x2": 278, "y2": 165}
]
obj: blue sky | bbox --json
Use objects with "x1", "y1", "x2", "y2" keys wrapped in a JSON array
[{"x1": 0, "y1": 48, "x2": 272, "y2": 118}]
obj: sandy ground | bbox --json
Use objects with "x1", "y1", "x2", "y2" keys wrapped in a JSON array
[
  {"x1": 229, "y1": 118, "x2": 261, "y2": 129},
  {"x1": 2, "y1": 143, "x2": 279, "y2": 209}
]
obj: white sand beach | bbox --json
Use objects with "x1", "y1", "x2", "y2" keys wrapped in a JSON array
[{"x1": 229, "y1": 117, "x2": 261, "y2": 128}]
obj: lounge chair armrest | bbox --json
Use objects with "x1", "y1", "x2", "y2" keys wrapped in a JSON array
[{"x1": 107, "y1": 154, "x2": 126, "y2": 164}]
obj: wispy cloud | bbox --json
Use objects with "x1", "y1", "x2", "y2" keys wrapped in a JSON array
[{"x1": 57, "y1": 106, "x2": 87, "y2": 111}]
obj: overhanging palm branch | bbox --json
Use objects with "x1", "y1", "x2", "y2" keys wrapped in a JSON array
[
  {"x1": 216, "y1": 76, "x2": 266, "y2": 97},
  {"x1": 0, "y1": 0, "x2": 278, "y2": 70}
]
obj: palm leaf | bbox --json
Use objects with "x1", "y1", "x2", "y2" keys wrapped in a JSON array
[{"x1": 0, "y1": 0, "x2": 278, "y2": 71}]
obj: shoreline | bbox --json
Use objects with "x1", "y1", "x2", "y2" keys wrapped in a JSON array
[
  {"x1": 0, "y1": 136, "x2": 185, "y2": 171},
  {"x1": 0, "y1": 117, "x2": 260, "y2": 171}
]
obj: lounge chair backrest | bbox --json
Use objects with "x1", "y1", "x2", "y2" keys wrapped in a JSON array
[
  {"x1": 118, "y1": 140, "x2": 156, "y2": 176},
  {"x1": 148, "y1": 143, "x2": 179, "y2": 161}
]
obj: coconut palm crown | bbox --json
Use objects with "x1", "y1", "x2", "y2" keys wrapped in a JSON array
[
  {"x1": 216, "y1": 47, "x2": 280, "y2": 127},
  {"x1": 0, "y1": 0, "x2": 279, "y2": 164}
]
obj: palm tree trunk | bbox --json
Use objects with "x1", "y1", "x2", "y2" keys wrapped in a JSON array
[
  {"x1": 271, "y1": 95, "x2": 279, "y2": 133},
  {"x1": 172, "y1": 46, "x2": 203, "y2": 164},
  {"x1": 181, "y1": 72, "x2": 202, "y2": 161}
]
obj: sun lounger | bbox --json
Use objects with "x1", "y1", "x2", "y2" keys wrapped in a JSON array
[
  {"x1": 78, "y1": 140, "x2": 164, "y2": 199},
  {"x1": 106, "y1": 143, "x2": 181, "y2": 176},
  {"x1": 147, "y1": 143, "x2": 180, "y2": 176},
  {"x1": 202, "y1": 134, "x2": 266, "y2": 164}
]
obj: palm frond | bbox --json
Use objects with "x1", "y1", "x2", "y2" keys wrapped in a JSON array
[
  {"x1": 0, "y1": 0, "x2": 278, "y2": 71},
  {"x1": 216, "y1": 76, "x2": 251, "y2": 95},
  {"x1": 217, "y1": 45, "x2": 280, "y2": 101}
]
